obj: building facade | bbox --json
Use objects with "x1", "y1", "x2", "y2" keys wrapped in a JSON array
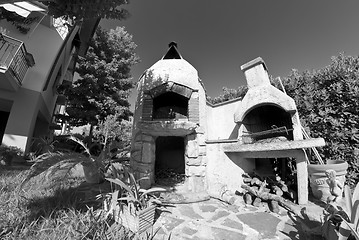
[{"x1": 0, "y1": 2, "x2": 99, "y2": 153}]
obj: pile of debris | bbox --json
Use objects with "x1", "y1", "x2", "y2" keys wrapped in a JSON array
[
  {"x1": 239, "y1": 173, "x2": 298, "y2": 213},
  {"x1": 155, "y1": 168, "x2": 185, "y2": 186}
]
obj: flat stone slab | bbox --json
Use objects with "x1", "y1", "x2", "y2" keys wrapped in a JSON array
[
  {"x1": 160, "y1": 216, "x2": 185, "y2": 232},
  {"x1": 178, "y1": 205, "x2": 204, "y2": 219},
  {"x1": 211, "y1": 226, "x2": 246, "y2": 240},
  {"x1": 182, "y1": 226, "x2": 198, "y2": 236},
  {"x1": 221, "y1": 218, "x2": 243, "y2": 231},
  {"x1": 199, "y1": 204, "x2": 217, "y2": 213},
  {"x1": 151, "y1": 197, "x2": 326, "y2": 240},
  {"x1": 236, "y1": 212, "x2": 281, "y2": 239},
  {"x1": 210, "y1": 210, "x2": 230, "y2": 222}
]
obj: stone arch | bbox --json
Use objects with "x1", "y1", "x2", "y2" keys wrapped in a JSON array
[
  {"x1": 240, "y1": 104, "x2": 294, "y2": 141},
  {"x1": 148, "y1": 81, "x2": 193, "y2": 99},
  {"x1": 142, "y1": 82, "x2": 197, "y2": 121}
]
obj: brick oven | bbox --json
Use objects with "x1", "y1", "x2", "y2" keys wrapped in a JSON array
[
  {"x1": 131, "y1": 43, "x2": 325, "y2": 204},
  {"x1": 131, "y1": 42, "x2": 208, "y2": 194}
]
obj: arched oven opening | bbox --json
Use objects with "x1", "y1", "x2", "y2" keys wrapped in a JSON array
[
  {"x1": 242, "y1": 105, "x2": 293, "y2": 143},
  {"x1": 241, "y1": 105, "x2": 294, "y2": 178},
  {"x1": 153, "y1": 92, "x2": 188, "y2": 120}
]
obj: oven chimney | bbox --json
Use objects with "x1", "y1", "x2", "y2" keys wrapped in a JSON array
[{"x1": 240, "y1": 57, "x2": 270, "y2": 89}]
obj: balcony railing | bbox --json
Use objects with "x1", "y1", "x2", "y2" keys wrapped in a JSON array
[{"x1": 0, "y1": 34, "x2": 33, "y2": 84}]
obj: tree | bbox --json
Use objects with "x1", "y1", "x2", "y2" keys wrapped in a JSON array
[
  {"x1": 93, "y1": 114, "x2": 132, "y2": 158},
  {"x1": 61, "y1": 26, "x2": 139, "y2": 135},
  {"x1": 0, "y1": 0, "x2": 130, "y2": 23},
  {"x1": 278, "y1": 53, "x2": 359, "y2": 185}
]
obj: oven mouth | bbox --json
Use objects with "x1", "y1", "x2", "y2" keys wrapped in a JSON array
[
  {"x1": 155, "y1": 136, "x2": 185, "y2": 187},
  {"x1": 240, "y1": 105, "x2": 294, "y2": 143},
  {"x1": 242, "y1": 126, "x2": 294, "y2": 144}
]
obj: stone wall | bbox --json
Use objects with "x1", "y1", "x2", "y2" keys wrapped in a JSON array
[
  {"x1": 131, "y1": 130, "x2": 208, "y2": 193},
  {"x1": 185, "y1": 132, "x2": 207, "y2": 192},
  {"x1": 188, "y1": 91, "x2": 199, "y2": 123},
  {"x1": 130, "y1": 133, "x2": 155, "y2": 188}
]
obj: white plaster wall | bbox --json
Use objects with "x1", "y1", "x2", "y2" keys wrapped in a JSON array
[
  {"x1": 0, "y1": 18, "x2": 77, "y2": 151},
  {"x1": 3, "y1": 88, "x2": 40, "y2": 151},
  {"x1": 234, "y1": 85, "x2": 296, "y2": 123},
  {"x1": 206, "y1": 143, "x2": 255, "y2": 194},
  {"x1": 206, "y1": 99, "x2": 241, "y2": 140},
  {"x1": 0, "y1": 20, "x2": 62, "y2": 92},
  {"x1": 198, "y1": 86, "x2": 207, "y2": 132},
  {"x1": 146, "y1": 59, "x2": 200, "y2": 91},
  {"x1": 40, "y1": 27, "x2": 78, "y2": 116},
  {"x1": 23, "y1": 24, "x2": 62, "y2": 92},
  {"x1": 0, "y1": 90, "x2": 14, "y2": 102},
  {"x1": 0, "y1": 18, "x2": 63, "y2": 122}
]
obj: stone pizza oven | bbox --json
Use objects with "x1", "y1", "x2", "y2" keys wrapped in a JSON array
[
  {"x1": 234, "y1": 57, "x2": 302, "y2": 143},
  {"x1": 131, "y1": 43, "x2": 325, "y2": 204},
  {"x1": 131, "y1": 42, "x2": 208, "y2": 194}
]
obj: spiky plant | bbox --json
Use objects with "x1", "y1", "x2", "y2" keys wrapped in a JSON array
[
  {"x1": 322, "y1": 183, "x2": 359, "y2": 240},
  {"x1": 20, "y1": 136, "x2": 106, "y2": 188}
]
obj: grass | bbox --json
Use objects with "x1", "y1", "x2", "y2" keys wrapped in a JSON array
[{"x1": 0, "y1": 164, "x2": 132, "y2": 240}]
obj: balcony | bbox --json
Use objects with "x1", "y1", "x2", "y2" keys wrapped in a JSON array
[{"x1": 0, "y1": 34, "x2": 34, "y2": 91}]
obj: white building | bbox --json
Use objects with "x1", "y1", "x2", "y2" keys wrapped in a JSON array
[{"x1": 0, "y1": 1, "x2": 99, "y2": 153}]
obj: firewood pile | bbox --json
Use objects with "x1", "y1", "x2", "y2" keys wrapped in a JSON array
[{"x1": 239, "y1": 173, "x2": 298, "y2": 213}]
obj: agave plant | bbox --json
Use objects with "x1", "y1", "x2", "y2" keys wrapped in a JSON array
[
  {"x1": 20, "y1": 136, "x2": 108, "y2": 188},
  {"x1": 98, "y1": 165, "x2": 167, "y2": 235},
  {"x1": 322, "y1": 183, "x2": 359, "y2": 240},
  {"x1": 104, "y1": 167, "x2": 166, "y2": 213}
]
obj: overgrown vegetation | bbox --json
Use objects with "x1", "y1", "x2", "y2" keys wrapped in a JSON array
[
  {"x1": 277, "y1": 53, "x2": 359, "y2": 186},
  {"x1": 206, "y1": 86, "x2": 248, "y2": 105},
  {"x1": 0, "y1": 166, "x2": 131, "y2": 239},
  {"x1": 93, "y1": 114, "x2": 132, "y2": 160},
  {"x1": 0, "y1": 145, "x2": 22, "y2": 166},
  {"x1": 59, "y1": 26, "x2": 139, "y2": 135}
]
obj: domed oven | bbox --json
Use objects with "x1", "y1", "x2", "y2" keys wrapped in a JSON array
[{"x1": 131, "y1": 42, "x2": 207, "y2": 194}]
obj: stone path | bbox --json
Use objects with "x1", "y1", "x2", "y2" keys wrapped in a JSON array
[
  {"x1": 150, "y1": 197, "x2": 325, "y2": 240},
  {"x1": 73, "y1": 180, "x2": 326, "y2": 240}
]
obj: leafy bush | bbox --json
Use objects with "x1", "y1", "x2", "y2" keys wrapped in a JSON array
[
  {"x1": 0, "y1": 145, "x2": 22, "y2": 166},
  {"x1": 207, "y1": 86, "x2": 248, "y2": 105},
  {"x1": 278, "y1": 53, "x2": 359, "y2": 185},
  {"x1": 1, "y1": 167, "x2": 131, "y2": 239},
  {"x1": 93, "y1": 114, "x2": 132, "y2": 159},
  {"x1": 104, "y1": 165, "x2": 166, "y2": 214}
]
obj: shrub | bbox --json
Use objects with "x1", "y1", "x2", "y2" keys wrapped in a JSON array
[
  {"x1": 207, "y1": 86, "x2": 248, "y2": 105},
  {"x1": 0, "y1": 145, "x2": 22, "y2": 166},
  {"x1": 278, "y1": 53, "x2": 359, "y2": 185}
]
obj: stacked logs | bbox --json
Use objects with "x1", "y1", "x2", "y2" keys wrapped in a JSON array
[{"x1": 240, "y1": 173, "x2": 297, "y2": 213}]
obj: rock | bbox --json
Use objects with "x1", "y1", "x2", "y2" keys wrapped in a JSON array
[
  {"x1": 253, "y1": 197, "x2": 261, "y2": 207},
  {"x1": 244, "y1": 193, "x2": 252, "y2": 204},
  {"x1": 269, "y1": 200, "x2": 280, "y2": 213}
]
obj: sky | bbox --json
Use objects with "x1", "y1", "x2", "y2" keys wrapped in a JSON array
[{"x1": 101, "y1": 0, "x2": 359, "y2": 107}]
